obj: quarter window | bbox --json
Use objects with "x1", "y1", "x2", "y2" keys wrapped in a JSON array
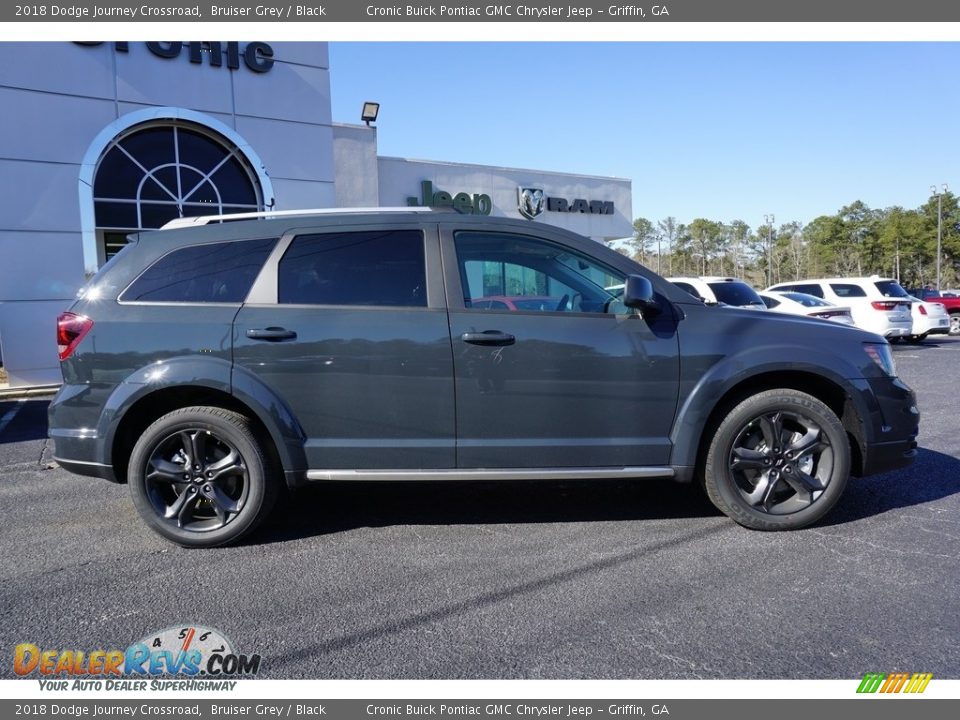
[
  {"x1": 121, "y1": 238, "x2": 277, "y2": 303},
  {"x1": 278, "y1": 230, "x2": 426, "y2": 307},
  {"x1": 454, "y1": 232, "x2": 624, "y2": 314}
]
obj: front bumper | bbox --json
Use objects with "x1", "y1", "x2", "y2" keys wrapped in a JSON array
[{"x1": 857, "y1": 376, "x2": 919, "y2": 477}]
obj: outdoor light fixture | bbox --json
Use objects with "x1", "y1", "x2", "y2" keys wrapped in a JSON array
[{"x1": 361, "y1": 102, "x2": 380, "y2": 126}]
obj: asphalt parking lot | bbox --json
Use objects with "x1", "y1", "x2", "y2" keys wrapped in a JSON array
[{"x1": 1, "y1": 338, "x2": 958, "y2": 680}]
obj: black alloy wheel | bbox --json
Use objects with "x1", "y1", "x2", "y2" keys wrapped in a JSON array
[
  {"x1": 128, "y1": 407, "x2": 276, "y2": 547},
  {"x1": 703, "y1": 389, "x2": 850, "y2": 530}
]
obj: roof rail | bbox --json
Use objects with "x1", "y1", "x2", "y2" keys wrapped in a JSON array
[{"x1": 160, "y1": 206, "x2": 432, "y2": 230}]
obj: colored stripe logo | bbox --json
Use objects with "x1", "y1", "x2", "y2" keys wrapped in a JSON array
[{"x1": 857, "y1": 672, "x2": 933, "y2": 694}]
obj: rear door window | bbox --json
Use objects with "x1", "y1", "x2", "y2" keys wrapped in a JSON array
[
  {"x1": 121, "y1": 237, "x2": 277, "y2": 303},
  {"x1": 278, "y1": 230, "x2": 426, "y2": 307},
  {"x1": 830, "y1": 283, "x2": 867, "y2": 298},
  {"x1": 790, "y1": 283, "x2": 825, "y2": 298}
]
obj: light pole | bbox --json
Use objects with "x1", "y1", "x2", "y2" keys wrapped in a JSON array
[
  {"x1": 764, "y1": 214, "x2": 775, "y2": 286},
  {"x1": 931, "y1": 184, "x2": 947, "y2": 290}
]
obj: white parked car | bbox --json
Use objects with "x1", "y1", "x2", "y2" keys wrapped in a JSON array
[
  {"x1": 759, "y1": 291, "x2": 856, "y2": 326},
  {"x1": 904, "y1": 295, "x2": 950, "y2": 343},
  {"x1": 765, "y1": 277, "x2": 912, "y2": 339},
  {"x1": 667, "y1": 276, "x2": 766, "y2": 309}
]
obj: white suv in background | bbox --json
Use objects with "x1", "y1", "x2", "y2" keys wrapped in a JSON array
[
  {"x1": 667, "y1": 277, "x2": 767, "y2": 309},
  {"x1": 765, "y1": 276, "x2": 912, "y2": 338}
]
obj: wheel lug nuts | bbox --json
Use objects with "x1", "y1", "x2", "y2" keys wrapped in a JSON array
[
  {"x1": 203, "y1": 484, "x2": 211, "y2": 492},
  {"x1": 206, "y1": 471, "x2": 213, "y2": 478}
]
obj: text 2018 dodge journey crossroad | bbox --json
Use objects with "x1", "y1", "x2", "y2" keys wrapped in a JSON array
[{"x1": 49, "y1": 209, "x2": 919, "y2": 547}]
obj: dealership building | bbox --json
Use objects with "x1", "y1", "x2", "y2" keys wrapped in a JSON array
[{"x1": 0, "y1": 42, "x2": 632, "y2": 388}]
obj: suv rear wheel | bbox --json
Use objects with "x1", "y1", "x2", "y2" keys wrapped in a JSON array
[
  {"x1": 128, "y1": 407, "x2": 276, "y2": 548},
  {"x1": 703, "y1": 389, "x2": 850, "y2": 530}
]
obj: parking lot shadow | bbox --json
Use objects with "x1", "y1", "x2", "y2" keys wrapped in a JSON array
[
  {"x1": 254, "y1": 476, "x2": 723, "y2": 545},
  {"x1": 255, "y1": 447, "x2": 960, "y2": 544},
  {"x1": 823, "y1": 447, "x2": 960, "y2": 526},
  {"x1": 0, "y1": 399, "x2": 50, "y2": 444}
]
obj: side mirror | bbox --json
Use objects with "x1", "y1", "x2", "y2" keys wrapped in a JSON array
[{"x1": 623, "y1": 274, "x2": 661, "y2": 315}]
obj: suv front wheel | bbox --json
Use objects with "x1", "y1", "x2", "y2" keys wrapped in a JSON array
[
  {"x1": 703, "y1": 389, "x2": 850, "y2": 530},
  {"x1": 128, "y1": 407, "x2": 276, "y2": 547}
]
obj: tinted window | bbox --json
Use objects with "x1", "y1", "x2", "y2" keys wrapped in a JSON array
[
  {"x1": 279, "y1": 230, "x2": 426, "y2": 307},
  {"x1": 761, "y1": 296, "x2": 780, "y2": 308},
  {"x1": 672, "y1": 281, "x2": 701, "y2": 299},
  {"x1": 873, "y1": 280, "x2": 909, "y2": 298},
  {"x1": 830, "y1": 283, "x2": 867, "y2": 298},
  {"x1": 780, "y1": 283, "x2": 825, "y2": 298},
  {"x1": 455, "y1": 232, "x2": 624, "y2": 314},
  {"x1": 781, "y1": 292, "x2": 830, "y2": 307},
  {"x1": 707, "y1": 282, "x2": 765, "y2": 307},
  {"x1": 122, "y1": 237, "x2": 276, "y2": 303}
]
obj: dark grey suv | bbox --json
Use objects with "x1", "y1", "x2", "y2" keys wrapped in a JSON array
[{"x1": 49, "y1": 209, "x2": 919, "y2": 547}]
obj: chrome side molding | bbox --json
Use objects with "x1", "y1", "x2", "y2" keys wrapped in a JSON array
[{"x1": 305, "y1": 467, "x2": 675, "y2": 482}]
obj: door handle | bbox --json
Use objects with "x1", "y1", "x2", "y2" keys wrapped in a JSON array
[
  {"x1": 246, "y1": 327, "x2": 297, "y2": 341},
  {"x1": 461, "y1": 331, "x2": 516, "y2": 346}
]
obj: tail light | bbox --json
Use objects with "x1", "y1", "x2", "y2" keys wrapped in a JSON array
[
  {"x1": 812, "y1": 310, "x2": 852, "y2": 320},
  {"x1": 871, "y1": 301, "x2": 898, "y2": 311},
  {"x1": 57, "y1": 312, "x2": 93, "y2": 360},
  {"x1": 918, "y1": 304, "x2": 928, "y2": 315}
]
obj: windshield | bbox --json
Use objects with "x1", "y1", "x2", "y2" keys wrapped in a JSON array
[{"x1": 708, "y1": 281, "x2": 765, "y2": 307}]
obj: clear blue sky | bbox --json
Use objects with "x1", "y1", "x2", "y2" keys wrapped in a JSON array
[{"x1": 329, "y1": 42, "x2": 960, "y2": 234}]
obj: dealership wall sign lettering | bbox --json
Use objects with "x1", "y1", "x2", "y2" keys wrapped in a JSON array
[
  {"x1": 518, "y1": 186, "x2": 615, "y2": 220},
  {"x1": 406, "y1": 180, "x2": 492, "y2": 215},
  {"x1": 75, "y1": 42, "x2": 275, "y2": 74}
]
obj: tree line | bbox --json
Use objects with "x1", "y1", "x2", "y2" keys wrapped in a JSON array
[{"x1": 622, "y1": 193, "x2": 960, "y2": 290}]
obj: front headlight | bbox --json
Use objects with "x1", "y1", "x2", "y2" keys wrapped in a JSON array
[{"x1": 863, "y1": 342, "x2": 897, "y2": 377}]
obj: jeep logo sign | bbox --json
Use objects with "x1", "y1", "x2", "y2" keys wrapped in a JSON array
[{"x1": 406, "y1": 181, "x2": 492, "y2": 215}]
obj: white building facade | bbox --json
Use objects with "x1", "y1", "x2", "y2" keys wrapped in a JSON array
[{"x1": 0, "y1": 41, "x2": 632, "y2": 388}]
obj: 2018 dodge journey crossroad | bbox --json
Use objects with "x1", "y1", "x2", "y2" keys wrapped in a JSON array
[{"x1": 49, "y1": 208, "x2": 919, "y2": 547}]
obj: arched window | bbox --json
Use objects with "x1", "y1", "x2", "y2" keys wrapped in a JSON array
[{"x1": 92, "y1": 121, "x2": 265, "y2": 261}]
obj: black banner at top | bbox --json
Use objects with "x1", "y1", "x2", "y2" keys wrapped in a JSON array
[{"x1": 6, "y1": 0, "x2": 960, "y2": 22}]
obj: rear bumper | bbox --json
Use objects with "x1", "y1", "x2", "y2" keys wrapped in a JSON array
[
  {"x1": 52, "y1": 455, "x2": 119, "y2": 483},
  {"x1": 882, "y1": 326, "x2": 911, "y2": 338},
  {"x1": 48, "y1": 383, "x2": 120, "y2": 483}
]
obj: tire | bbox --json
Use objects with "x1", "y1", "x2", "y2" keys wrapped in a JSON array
[
  {"x1": 906, "y1": 334, "x2": 927, "y2": 344},
  {"x1": 949, "y1": 313, "x2": 960, "y2": 337},
  {"x1": 128, "y1": 406, "x2": 277, "y2": 548},
  {"x1": 702, "y1": 389, "x2": 850, "y2": 531}
]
